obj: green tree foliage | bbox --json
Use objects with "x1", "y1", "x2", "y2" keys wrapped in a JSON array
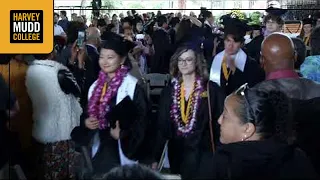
[
  {"x1": 152, "y1": 2, "x2": 165, "y2": 9},
  {"x1": 248, "y1": 11, "x2": 262, "y2": 25},
  {"x1": 102, "y1": 0, "x2": 122, "y2": 10},
  {"x1": 127, "y1": 2, "x2": 145, "y2": 9},
  {"x1": 230, "y1": 10, "x2": 247, "y2": 20}
]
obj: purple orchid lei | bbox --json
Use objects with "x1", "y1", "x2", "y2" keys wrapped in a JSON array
[
  {"x1": 170, "y1": 76, "x2": 204, "y2": 137},
  {"x1": 87, "y1": 65, "x2": 129, "y2": 129}
]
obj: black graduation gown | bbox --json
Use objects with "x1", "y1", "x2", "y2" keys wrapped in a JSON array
[
  {"x1": 219, "y1": 56, "x2": 265, "y2": 95},
  {"x1": 202, "y1": 24, "x2": 224, "y2": 69},
  {"x1": 195, "y1": 139, "x2": 319, "y2": 180},
  {"x1": 151, "y1": 29, "x2": 173, "y2": 73},
  {"x1": 154, "y1": 81, "x2": 225, "y2": 178},
  {"x1": 245, "y1": 34, "x2": 264, "y2": 64},
  {"x1": 203, "y1": 24, "x2": 215, "y2": 67},
  {"x1": 71, "y1": 84, "x2": 149, "y2": 175}
]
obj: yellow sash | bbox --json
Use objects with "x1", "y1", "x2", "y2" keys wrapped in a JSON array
[
  {"x1": 100, "y1": 83, "x2": 108, "y2": 102},
  {"x1": 222, "y1": 56, "x2": 231, "y2": 81},
  {"x1": 304, "y1": 35, "x2": 310, "y2": 46},
  {"x1": 180, "y1": 83, "x2": 195, "y2": 124}
]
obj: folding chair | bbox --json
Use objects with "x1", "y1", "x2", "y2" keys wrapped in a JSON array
[{"x1": 143, "y1": 73, "x2": 171, "y2": 113}]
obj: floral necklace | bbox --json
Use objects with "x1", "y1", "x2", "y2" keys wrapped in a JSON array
[
  {"x1": 88, "y1": 65, "x2": 129, "y2": 129},
  {"x1": 170, "y1": 77, "x2": 204, "y2": 136}
]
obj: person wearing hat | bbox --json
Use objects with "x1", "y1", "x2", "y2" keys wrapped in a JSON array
[
  {"x1": 245, "y1": 24, "x2": 265, "y2": 64},
  {"x1": 263, "y1": 7, "x2": 287, "y2": 37},
  {"x1": 72, "y1": 32, "x2": 149, "y2": 175},
  {"x1": 209, "y1": 16, "x2": 265, "y2": 95},
  {"x1": 298, "y1": 18, "x2": 315, "y2": 56}
]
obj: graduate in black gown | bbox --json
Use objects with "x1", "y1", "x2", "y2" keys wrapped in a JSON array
[
  {"x1": 245, "y1": 7, "x2": 287, "y2": 64},
  {"x1": 209, "y1": 16, "x2": 265, "y2": 95},
  {"x1": 71, "y1": 32, "x2": 149, "y2": 176},
  {"x1": 245, "y1": 24, "x2": 264, "y2": 63},
  {"x1": 202, "y1": 10, "x2": 216, "y2": 68},
  {"x1": 151, "y1": 15, "x2": 172, "y2": 73},
  {"x1": 153, "y1": 39, "x2": 225, "y2": 179},
  {"x1": 263, "y1": 7, "x2": 287, "y2": 37},
  {"x1": 298, "y1": 18, "x2": 315, "y2": 57}
]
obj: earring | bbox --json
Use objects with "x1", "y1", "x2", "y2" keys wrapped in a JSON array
[{"x1": 242, "y1": 135, "x2": 247, "y2": 141}]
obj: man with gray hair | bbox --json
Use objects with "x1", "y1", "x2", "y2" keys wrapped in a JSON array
[
  {"x1": 85, "y1": 27, "x2": 101, "y2": 77},
  {"x1": 76, "y1": 26, "x2": 101, "y2": 109}
]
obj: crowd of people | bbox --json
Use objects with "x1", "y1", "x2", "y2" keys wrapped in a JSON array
[{"x1": 1, "y1": 7, "x2": 320, "y2": 180}]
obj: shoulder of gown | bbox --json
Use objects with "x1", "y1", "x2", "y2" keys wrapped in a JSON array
[
  {"x1": 120, "y1": 82, "x2": 149, "y2": 160},
  {"x1": 243, "y1": 56, "x2": 265, "y2": 87}
]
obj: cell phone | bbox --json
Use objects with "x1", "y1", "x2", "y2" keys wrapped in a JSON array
[
  {"x1": 136, "y1": 34, "x2": 145, "y2": 40},
  {"x1": 77, "y1": 31, "x2": 85, "y2": 48}
]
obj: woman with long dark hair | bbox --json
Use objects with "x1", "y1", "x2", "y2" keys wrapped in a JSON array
[{"x1": 196, "y1": 85, "x2": 318, "y2": 179}]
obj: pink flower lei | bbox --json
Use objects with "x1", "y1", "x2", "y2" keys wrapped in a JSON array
[
  {"x1": 88, "y1": 65, "x2": 129, "y2": 129},
  {"x1": 170, "y1": 76, "x2": 204, "y2": 137}
]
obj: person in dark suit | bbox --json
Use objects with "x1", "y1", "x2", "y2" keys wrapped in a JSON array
[
  {"x1": 253, "y1": 33, "x2": 320, "y2": 174},
  {"x1": 150, "y1": 15, "x2": 172, "y2": 73},
  {"x1": 71, "y1": 27, "x2": 101, "y2": 110},
  {"x1": 209, "y1": 16, "x2": 265, "y2": 95}
]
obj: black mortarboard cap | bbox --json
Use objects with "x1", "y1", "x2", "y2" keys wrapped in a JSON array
[
  {"x1": 302, "y1": 18, "x2": 315, "y2": 25},
  {"x1": 265, "y1": 7, "x2": 287, "y2": 17},
  {"x1": 101, "y1": 32, "x2": 135, "y2": 57},
  {"x1": 202, "y1": 10, "x2": 212, "y2": 19},
  {"x1": 221, "y1": 15, "x2": 251, "y2": 38}
]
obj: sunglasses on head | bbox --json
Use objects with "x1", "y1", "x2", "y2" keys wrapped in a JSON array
[{"x1": 234, "y1": 83, "x2": 255, "y2": 123}]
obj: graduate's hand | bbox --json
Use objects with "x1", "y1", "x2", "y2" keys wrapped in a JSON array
[
  {"x1": 144, "y1": 34, "x2": 152, "y2": 45},
  {"x1": 213, "y1": 37, "x2": 220, "y2": 48},
  {"x1": 77, "y1": 47, "x2": 86, "y2": 69},
  {"x1": 85, "y1": 117, "x2": 99, "y2": 130},
  {"x1": 70, "y1": 40, "x2": 79, "y2": 64},
  {"x1": 110, "y1": 121, "x2": 121, "y2": 140}
]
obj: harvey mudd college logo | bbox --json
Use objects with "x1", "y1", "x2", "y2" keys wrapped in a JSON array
[{"x1": 10, "y1": 10, "x2": 43, "y2": 43}]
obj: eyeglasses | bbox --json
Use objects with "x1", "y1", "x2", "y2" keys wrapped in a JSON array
[
  {"x1": 234, "y1": 83, "x2": 255, "y2": 123},
  {"x1": 178, "y1": 58, "x2": 194, "y2": 65}
]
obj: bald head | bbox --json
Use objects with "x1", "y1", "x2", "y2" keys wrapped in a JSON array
[
  {"x1": 86, "y1": 27, "x2": 101, "y2": 46},
  {"x1": 261, "y1": 33, "x2": 295, "y2": 73},
  {"x1": 87, "y1": 27, "x2": 100, "y2": 37}
]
